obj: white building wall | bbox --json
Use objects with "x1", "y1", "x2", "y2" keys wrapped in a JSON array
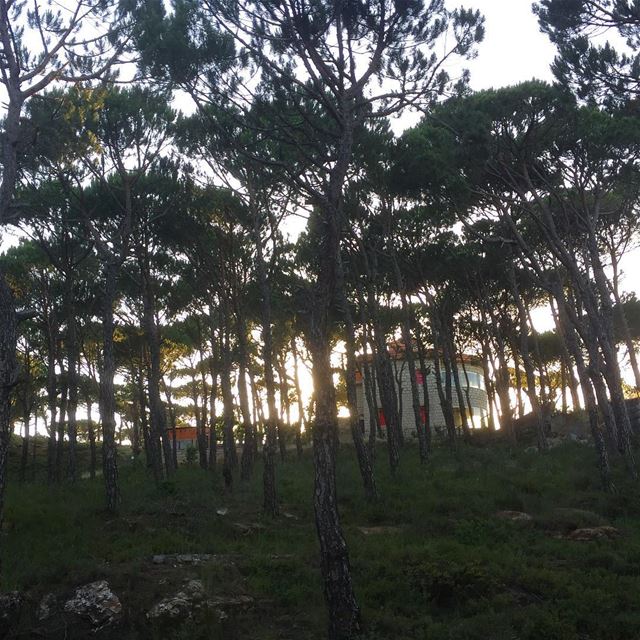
[{"x1": 356, "y1": 359, "x2": 489, "y2": 439}]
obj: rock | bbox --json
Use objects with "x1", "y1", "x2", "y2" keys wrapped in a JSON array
[
  {"x1": 37, "y1": 592, "x2": 57, "y2": 621},
  {"x1": 0, "y1": 591, "x2": 21, "y2": 636},
  {"x1": 232, "y1": 522, "x2": 266, "y2": 534},
  {"x1": 495, "y1": 510, "x2": 533, "y2": 523},
  {"x1": 282, "y1": 511, "x2": 299, "y2": 520},
  {"x1": 147, "y1": 580, "x2": 206, "y2": 622},
  {"x1": 208, "y1": 594, "x2": 254, "y2": 624},
  {"x1": 63, "y1": 580, "x2": 121, "y2": 627},
  {"x1": 176, "y1": 554, "x2": 212, "y2": 565},
  {"x1": 208, "y1": 594, "x2": 254, "y2": 609},
  {"x1": 549, "y1": 507, "x2": 606, "y2": 529},
  {"x1": 357, "y1": 526, "x2": 404, "y2": 535},
  {"x1": 566, "y1": 526, "x2": 620, "y2": 541},
  {"x1": 151, "y1": 553, "x2": 233, "y2": 566},
  {"x1": 216, "y1": 507, "x2": 229, "y2": 516}
]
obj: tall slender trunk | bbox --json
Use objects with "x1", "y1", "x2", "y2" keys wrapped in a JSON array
[
  {"x1": 100, "y1": 261, "x2": 120, "y2": 512},
  {"x1": 610, "y1": 260, "x2": 640, "y2": 390},
  {"x1": 553, "y1": 280, "x2": 612, "y2": 491},
  {"x1": 208, "y1": 324, "x2": 219, "y2": 470},
  {"x1": 46, "y1": 328, "x2": 58, "y2": 484},
  {"x1": 335, "y1": 251, "x2": 376, "y2": 500},
  {"x1": 392, "y1": 254, "x2": 428, "y2": 463},
  {"x1": 249, "y1": 195, "x2": 278, "y2": 515},
  {"x1": 508, "y1": 266, "x2": 548, "y2": 451},
  {"x1": 65, "y1": 287, "x2": 79, "y2": 483},
  {"x1": 370, "y1": 294, "x2": 400, "y2": 473},
  {"x1": 219, "y1": 306, "x2": 238, "y2": 474},
  {"x1": 443, "y1": 321, "x2": 470, "y2": 442},
  {"x1": 308, "y1": 272, "x2": 361, "y2": 637},
  {"x1": 140, "y1": 252, "x2": 168, "y2": 482},
  {"x1": 277, "y1": 353, "x2": 290, "y2": 461},
  {"x1": 0, "y1": 270, "x2": 17, "y2": 534},
  {"x1": 56, "y1": 374, "x2": 68, "y2": 483},
  {"x1": 20, "y1": 408, "x2": 29, "y2": 482},
  {"x1": 86, "y1": 395, "x2": 96, "y2": 480},
  {"x1": 0, "y1": 81, "x2": 24, "y2": 542},
  {"x1": 512, "y1": 348, "x2": 525, "y2": 420},
  {"x1": 355, "y1": 288, "x2": 379, "y2": 458},
  {"x1": 415, "y1": 329, "x2": 432, "y2": 452},
  {"x1": 236, "y1": 300, "x2": 254, "y2": 480},
  {"x1": 291, "y1": 337, "x2": 305, "y2": 458},
  {"x1": 431, "y1": 320, "x2": 456, "y2": 445}
]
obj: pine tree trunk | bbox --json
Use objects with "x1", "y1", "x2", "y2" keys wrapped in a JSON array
[
  {"x1": 335, "y1": 252, "x2": 377, "y2": 500},
  {"x1": 220, "y1": 313, "x2": 238, "y2": 475},
  {"x1": 56, "y1": 376, "x2": 68, "y2": 483},
  {"x1": 0, "y1": 270, "x2": 17, "y2": 535},
  {"x1": 140, "y1": 255, "x2": 168, "y2": 482},
  {"x1": 66, "y1": 287, "x2": 79, "y2": 483},
  {"x1": 432, "y1": 321, "x2": 456, "y2": 445},
  {"x1": 250, "y1": 198, "x2": 278, "y2": 516},
  {"x1": 100, "y1": 261, "x2": 120, "y2": 512},
  {"x1": 392, "y1": 255, "x2": 428, "y2": 464},
  {"x1": 276, "y1": 354, "x2": 288, "y2": 461},
  {"x1": 553, "y1": 281, "x2": 612, "y2": 491},
  {"x1": 508, "y1": 266, "x2": 548, "y2": 451},
  {"x1": 291, "y1": 337, "x2": 305, "y2": 458},
  {"x1": 20, "y1": 409, "x2": 29, "y2": 483},
  {"x1": 237, "y1": 303, "x2": 255, "y2": 480},
  {"x1": 86, "y1": 397, "x2": 96, "y2": 480}
]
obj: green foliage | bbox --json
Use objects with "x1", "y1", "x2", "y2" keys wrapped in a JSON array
[{"x1": 184, "y1": 444, "x2": 197, "y2": 466}]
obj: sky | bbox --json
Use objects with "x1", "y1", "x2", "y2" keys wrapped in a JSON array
[{"x1": 465, "y1": 0, "x2": 557, "y2": 91}]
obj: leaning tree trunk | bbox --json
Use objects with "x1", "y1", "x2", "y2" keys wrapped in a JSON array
[
  {"x1": 553, "y1": 280, "x2": 612, "y2": 491},
  {"x1": 236, "y1": 298, "x2": 255, "y2": 480},
  {"x1": 335, "y1": 251, "x2": 377, "y2": 500},
  {"x1": 508, "y1": 266, "x2": 548, "y2": 451}
]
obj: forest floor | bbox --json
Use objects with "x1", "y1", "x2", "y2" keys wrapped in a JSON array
[{"x1": 3, "y1": 436, "x2": 640, "y2": 639}]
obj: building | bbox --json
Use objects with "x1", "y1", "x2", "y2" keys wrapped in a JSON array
[
  {"x1": 173, "y1": 426, "x2": 199, "y2": 454},
  {"x1": 355, "y1": 342, "x2": 490, "y2": 438}
]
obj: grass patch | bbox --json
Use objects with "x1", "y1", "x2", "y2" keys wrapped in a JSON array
[{"x1": 3, "y1": 439, "x2": 640, "y2": 638}]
